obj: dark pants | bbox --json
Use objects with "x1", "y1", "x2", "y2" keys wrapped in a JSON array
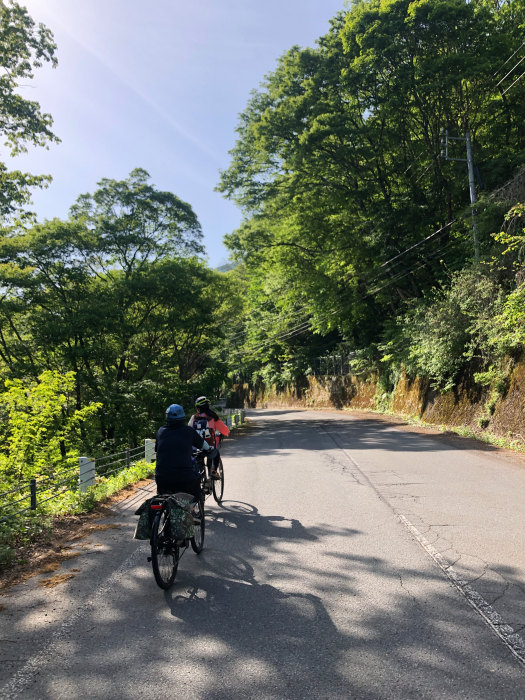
[
  {"x1": 207, "y1": 451, "x2": 221, "y2": 473},
  {"x1": 155, "y1": 476, "x2": 202, "y2": 501}
]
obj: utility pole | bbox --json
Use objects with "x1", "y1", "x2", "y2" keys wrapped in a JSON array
[{"x1": 440, "y1": 128, "x2": 480, "y2": 263}]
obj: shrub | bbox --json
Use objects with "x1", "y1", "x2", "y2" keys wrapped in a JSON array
[{"x1": 382, "y1": 269, "x2": 503, "y2": 390}]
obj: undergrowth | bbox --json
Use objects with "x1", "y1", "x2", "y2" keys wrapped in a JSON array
[
  {"x1": 352, "y1": 406, "x2": 525, "y2": 453},
  {"x1": 0, "y1": 460, "x2": 154, "y2": 567}
]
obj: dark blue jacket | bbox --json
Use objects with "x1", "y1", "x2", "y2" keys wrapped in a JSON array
[{"x1": 155, "y1": 422, "x2": 206, "y2": 481}]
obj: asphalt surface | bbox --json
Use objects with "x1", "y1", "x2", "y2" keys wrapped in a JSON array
[{"x1": 1, "y1": 409, "x2": 524, "y2": 699}]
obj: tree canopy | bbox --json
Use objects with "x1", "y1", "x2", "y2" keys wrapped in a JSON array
[
  {"x1": 218, "y1": 0, "x2": 525, "y2": 386},
  {"x1": 0, "y1": 170, "x2": 237, "y2": 448},
  {"x1": 0, "y1": 1, "x2": 59, "y2": 221}
]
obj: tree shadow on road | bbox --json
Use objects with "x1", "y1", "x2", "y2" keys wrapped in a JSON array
[
  {"x1": 231, "y1": 411, "x2": 502, "y2": 457},
  {"x1": 2, "y1": 498, "x2": 524, "y2": 699}
]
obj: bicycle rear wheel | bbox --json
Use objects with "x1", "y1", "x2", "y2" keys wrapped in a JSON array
[
  {"x1": 191, "y1": 499, "x2": 205, "y2": 553},
  {"x1": 212, "y1": 456, "x2": 224, "y2": 503},
  {"x1": 151, "y1": 510, "x2": 179, "y2": 589}
]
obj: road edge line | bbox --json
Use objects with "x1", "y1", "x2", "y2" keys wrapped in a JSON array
[{"x1": 396, "y1": 512, "x2": 525, "y2": 667}]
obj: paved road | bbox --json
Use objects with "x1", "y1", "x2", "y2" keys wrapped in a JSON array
[{"x1": 1, "y1": 409, "x2": 524, "y2": 699}]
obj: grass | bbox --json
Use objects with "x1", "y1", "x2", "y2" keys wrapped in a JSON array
[
  {"x1": 343, "y1": 406, "x2": 525, "y2": 452},
  {"x1": 0, "y1": 460, "x2": 154, "y2": 567}
]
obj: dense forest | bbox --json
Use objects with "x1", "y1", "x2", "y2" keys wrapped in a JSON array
[
  {"x1": 0, "y1": 0, "x2": 524, "y2": 497},
  {"x1": 219, "y1": 0, "x2": 525, "y2": 400}
]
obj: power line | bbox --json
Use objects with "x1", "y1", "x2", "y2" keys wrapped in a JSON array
[
  {"x1": 228, "y1": 219, "x2": 464, "y2": 363},
  {"x1": 496, "y1": 54, "x2": 525, "y2": 88},
  {"x1": 492, "y1": 41, "x2": 525, "y2": 80},
  {"x1": 226, "y1": 215, "x2": 460, "y2": 352},
  {"x1": 372, "y1": 220, "x2": 456, "y2": 273},
  {"x1": 502, "y1": 69, "x2": 525, "y2": 95}
]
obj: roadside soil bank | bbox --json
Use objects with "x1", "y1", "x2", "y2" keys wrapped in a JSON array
[
  {"x1": 0, "y1": 477, "x2": 153, "y2": 593},
  {"x1": 231, "y1": 361, "x2": 525, "y2": 450}
]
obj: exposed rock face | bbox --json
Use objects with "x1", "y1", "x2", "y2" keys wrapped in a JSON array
[
  {"x1": 229, "y1": 359, "x2": 525, "y2": 446},
  {"x1": 490, "y1": 361, "x2": 525, "y2": 442}
]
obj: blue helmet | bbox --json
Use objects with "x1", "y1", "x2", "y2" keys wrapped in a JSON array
[{"x1": 165, "y1": 403, "x2": 185, "y2": 421}]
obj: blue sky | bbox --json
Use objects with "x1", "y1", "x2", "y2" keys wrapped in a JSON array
[{"x1": 13, "y1": 0, "x2": 345, "y2": 267}]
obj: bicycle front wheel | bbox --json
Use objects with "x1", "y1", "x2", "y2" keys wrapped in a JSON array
[
  {"x1": 151, "y1": 510, "x2": 179, "y2": 589},
  {"x1": 212, "y1": 456, "x2": 224, "y2": 503}
]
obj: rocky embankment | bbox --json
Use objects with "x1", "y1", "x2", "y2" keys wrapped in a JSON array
[{"x1": 230, "y1": 359, "x2": 525, "y2": 447}]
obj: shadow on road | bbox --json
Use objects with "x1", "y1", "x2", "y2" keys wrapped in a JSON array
[
  {"x1": 224, "y1": 412, "x2": 501, "y2": 458},
  {"x1": 3, "y1": 493, "x2": 523, "y2": 699}
]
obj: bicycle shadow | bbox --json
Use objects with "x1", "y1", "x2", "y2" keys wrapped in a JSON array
[{"x1": 4, "y1": 497, "x2": 523, "y2": 699}]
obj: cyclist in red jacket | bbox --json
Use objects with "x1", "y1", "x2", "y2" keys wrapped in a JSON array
[{"x1": 188, "y1": 396, "x2": 230, "y2": 478}]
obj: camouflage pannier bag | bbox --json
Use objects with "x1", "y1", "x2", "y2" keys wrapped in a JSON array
[
  {"x1": 133, "y1": 492, "x2": 196, "y2": 541},
  {"x1": 167, "y1": 492, "x2": 195, "y2": 541},
  {"x1": 133, "y1": 497, "x2": 155, "y2": 540}
]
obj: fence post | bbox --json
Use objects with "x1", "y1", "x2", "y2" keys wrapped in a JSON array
[
  {"x1": 30, "y1": 479, "x2": 37, "y2": 510},
  {"x1": 144, "y1": 438, "x2": 156, "y2": 464},
  {"x1": 125, "y1": 448, "x2": 130, "y2": 469},
  {"x1": 79, "y1": 456, "x2": 95, "y2": 492}
]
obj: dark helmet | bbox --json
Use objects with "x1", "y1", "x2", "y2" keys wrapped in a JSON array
[
  {"x1": 165, "y1": 403, "x2": 185, "y2": 421},
  {"x1": 195, "y1": 395, "x2": 210, "y2": 410}
]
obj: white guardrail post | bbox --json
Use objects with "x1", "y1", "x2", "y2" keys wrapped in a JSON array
[
  {"x1": 79, "y1": 456, "x2": 95, "y2": 492},
  {"x1": 144, "y1": 438, "x2": 156, "y2": 463}
]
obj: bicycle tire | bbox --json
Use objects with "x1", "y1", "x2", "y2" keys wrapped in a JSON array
[
  {"x1": 212, "y1": 456, "x2": 224, "y2": 503},
  {"x1": 198, "y1": 455, "x2": 211, "y2": 497},
  {"x1": 151, "y1": 509, "x2": 179, "y2": 589},
  {"x1": 190, "y1": 499, "x2": 205, "y2": 553}
]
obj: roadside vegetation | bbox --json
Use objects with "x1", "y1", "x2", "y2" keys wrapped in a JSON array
[
  {"x1": 1, "y1": 1, "x2": 525, "y2": 564},
  {"x1": 218, "y1": 0, "x2": 525, "y2": 412}
]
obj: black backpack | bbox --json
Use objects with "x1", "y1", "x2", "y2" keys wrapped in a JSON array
[{"x1": 192, "y1": 413, "x2": 216, "y2": 446}]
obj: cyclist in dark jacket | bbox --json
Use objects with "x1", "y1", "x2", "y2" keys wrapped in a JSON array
[{"x1": 155, "y1": 403, "x2": 214, "y2": 500}]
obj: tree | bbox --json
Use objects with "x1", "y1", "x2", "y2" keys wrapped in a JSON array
[
  {"x1": 0, "y1": 370, "x2": 100, "y2": 484},
  {"x1": 0, "y1": 171, "x2": 238, "y2": 447},
  {"x1": 0, "y1": 1, "x2": 59, "y2": 221},
  {"x1": 218, "y1": 0, "x2": 525, "y2": 385}
]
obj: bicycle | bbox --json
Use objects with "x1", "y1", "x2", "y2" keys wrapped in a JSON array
[
  {"x1": 148, "y1": 493, "x2": 205, "y2": 589},
  {"x1": 195, "y1": 449, "x2": 224, "y2": 504}
]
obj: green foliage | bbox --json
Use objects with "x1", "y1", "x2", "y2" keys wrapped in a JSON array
[
  {"x1": 69, "y1": 167, "x2": 204, "y2": 262},
  {"x1": 486, "y1": 203, "x2": 525, "y2": 353},
  {"x1": 44, "y1": 459, "x2": 155, "y2": 515},
  {"x1": 493, "y1": 202, "x2": 525, "y2": 267},
  {"x1": 380, "y1": 268, "x2": 504, "y2": 390},
  {"x1": 0, "y1": 460, "x2": 154, "y2": 566},
  {"x1": 486, "y1": 283, "x2": 525, "y2": 353},
  {"x1": 218, "y1": 0, "x2": 525, "y2": 390},
  {"x1": 0, "y1": 2, "x2": 59, "y2": 220},
  {"x1": 0, "y1": 512, "x2": 52, "y2": 566},
  {"x1": 0, "y1": 370, "x2": 101, "y2": 484},
  {"x1": 0, "y1": 171, "x2": 240, "y2": 447}
]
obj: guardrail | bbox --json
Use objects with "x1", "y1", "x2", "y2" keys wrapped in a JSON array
[
  {"x1": 0, "y1": 411, "x2": 247, "y2": 524},
  {"x1": 221, "y1": 408, "x2": 246, "y2": 430},
  {"x1": 0, "y1": 439, "x2": 156, "y2": 524}
]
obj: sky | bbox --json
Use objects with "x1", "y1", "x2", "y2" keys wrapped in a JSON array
[{"x1": 12, "y1": 0, "x2": 346, "y2": 268}]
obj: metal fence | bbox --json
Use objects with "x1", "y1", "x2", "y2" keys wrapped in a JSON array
[
  {"x1": 0, "y1": 410, "x2": 247, "y2": 525},
  {"x1": 222, "y1": 408, "x2": 246, "y2": 429},
  {"x1": 313, "y1": 355, "x2": 354, "y2": 377},
  {"x1": 0, "y1": 439, "x2": 156, "y2": 524}
]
